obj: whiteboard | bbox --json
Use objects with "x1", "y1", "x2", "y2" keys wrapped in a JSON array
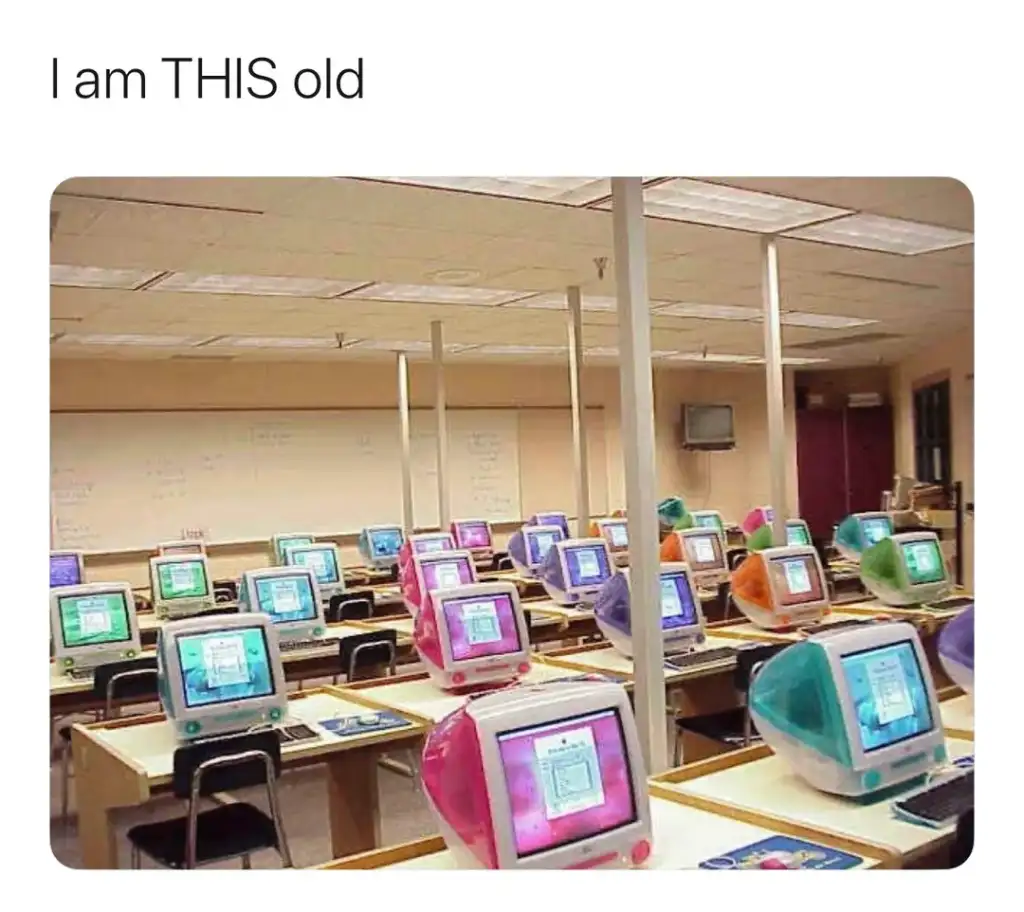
[{"x1": 50, "y1": 408, "x2": 538, "y2": 552}]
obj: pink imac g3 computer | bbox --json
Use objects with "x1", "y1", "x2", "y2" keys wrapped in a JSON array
[
  {"x1": 400, "y1": 549, "x2": 478, "y2": 617},
  {"x1": 398, "y1": 532, "x2": 456, "y2": 573},
  {"x1": 422, "y1": 678, "x2": 653, "y2": 869},
  {"x1": 451, "y1": 519, "x2": 495, "y2": 560},
  {"x1": 413, "y1": 581, "x2": 531, "y2": 690}
]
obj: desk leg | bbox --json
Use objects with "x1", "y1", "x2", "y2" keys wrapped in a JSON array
[
  {"x1": 76, "y1": 794, "x2": 119, "y2": 869},
  {"x1": 325, "y1": 749, "x2": 382, "y2": 859}
]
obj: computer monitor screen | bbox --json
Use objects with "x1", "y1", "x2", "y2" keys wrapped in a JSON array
[
  {"x1": 176, "y1": 625, "x2": 276, "y2": 708},
  {"x1": 254, "y1": 574, "x2": 318, "y2": 624},
  {"x1": 900, "y1": 539, "x2": 945, "y2": 585},
  {"x1": 683, "y1": 532, "x2": 724, "y2": 571},
  {"x1": 57, "y1": 590, "x2": 132, "y2": 648},
  {"x1": 456, "y1": 522, "x2": 492, "y2": 549},
  {"x1": 659, "y1": 572, "x2": 699, "y2": 631},
  {"x1": 441, "y1": 591, "x2": 523, "y2": 661},
  {"x1": 496, "y1": 708, "x2": 638, "y2": 859},
  {"x1": 786, "y1": 522, "x2": 812, "y2": 546},
  {"x1": 287, "y1": 546, "x2": 340, "y2": 585},
  {"x1": 415, "y1": 535, "x2": 454, "y2": 554},
  {"x1": 839, "y1": 640, "x2": 935, "y2": 752},
  {"x1": 564, "y1": 544, "x2": 612, "y2": 588},
  {"x1": 861, "y1": 515, "x2": 893, "y2": 546},
  {"x1": 526, "y1": 529, "x2": 561, "y2": 566},
  {"x1": 369, "y1": 528, "x2": 403, "y2": 559},
  {"x1": 768, "y1": 554, "x2": 824, "y2": 607},
  {"x1": 604, "y1": 522, "x2": 629, "y2": 549},
  {"x1": 693, "y1": 513, "x2": 723, "y2": 533},
  {"x1": 155, "y1": 559, "x2": 210, "y2": 601},
  {"x1": 421, "y1": 556, "x2": 476, "y2": 591},
  {"x1": 50, "y1": 553, "x2": 83, "y2": 588},
  {"x1": 276, "y1": 536, "x2": 313, "y2": 562}
]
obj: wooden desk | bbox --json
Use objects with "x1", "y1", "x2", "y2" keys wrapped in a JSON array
[
  {"x1": 940, "y1": 693, "x2": 974, "y2": 739},
  {"x1": 70, "y1": 687, "x2": 429, "y2": 869},
  {"x1": 651, "y1": 737, "x2": 973, "y2": 866},
  {"x1": 317, "y1": 790, "x2": 893, "y2": 869}
]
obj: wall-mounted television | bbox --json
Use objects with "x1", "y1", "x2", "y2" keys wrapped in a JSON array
[{"x1": 681, "y1": 404, "x2": 735, "y2": 450}]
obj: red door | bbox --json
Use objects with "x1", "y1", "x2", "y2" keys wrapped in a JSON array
[
  {"x1": 796, "y1": 409, "x2": 847, "y2": 541},
  {"x1": 845, "y1": 405, "x2": 895, "y2": 514}
]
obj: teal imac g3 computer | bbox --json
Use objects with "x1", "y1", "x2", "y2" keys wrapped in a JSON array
[
  {"x1": 859, "y1": 531, "x2": 951, "y2": 606},
  {"x1": 239, "y1": 565, "x2": 327, "y2": 647},
  {"x1": 157, "y1": 613, "x2": 288, "y2": 741},
  {"x1": 50, "y1": 582, "x2": 141, "y2": 674},
  {"x1": 283, "y1": 541, "x2": 345, "y2": 602},
  {"x1": 749, "y1": 621, "x2": 945, "y2": 797},
  {"x1": 50, "y1": 551, "x2": 85, "y2": 588},
  {"x1": 149, "y1": 554, "x2": 215, "y2": 619},
  {"x1": 689, "y1": 510, "x2": 725, "y2": 537},
  {"x1": 359, "y1": 524, "x2": 405, "y2": 570},
  {"x1": 158, "y1": 540, "x2": 206, "y2": 557},
  {"x1": 834, "y1": 512, "x2": 894, "y2": 563},
  {"x1": 270, "y1": 533, "x2": 315, "y2": 566}
]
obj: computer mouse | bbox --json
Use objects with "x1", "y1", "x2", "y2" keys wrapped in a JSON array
[
  {"x1": 759, "y1": 858, "x2": 789, "y2": 869},
  {"x1": 357, "y1": 712, "x2": 381, "y2": 726}
]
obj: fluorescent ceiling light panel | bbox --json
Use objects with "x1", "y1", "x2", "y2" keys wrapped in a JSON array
[
  {"x1": 50, "y1": 265, "x2": 165, "y2": 289},
  {"x1": 58, "y1": 333, "x2": 202, "y2": 346},
  {"x1": 781, "y1": 311, "x2": 877, "y2": 329},
  {"x1": 668, "y1": 352, "x2": 759, "y2": 364},
  {"x1": 585, "y1": 347, "x2": 677, "y2": 359},
  {"x1": 347, "y1": 283, "x2": 528, "y2": 306},
  {"x1": 474, "y1": 344, "x2": 568, "y2": 356},
  {"x1": 209, "y1": 336, "x2": 338, "y2": 349},
  {"x1": 785, "y1": 214, "x2": 974, "y2": 255},
  {"x1": 630, "y1": 179, "x2": 852, "y2": 232},
  {"x1": 511, "y1": 293, "x2": 671, "y2": 312},
  {"x1": 150, "y1": 273, "x2": 368, "y2": 297},
  {"x1": 657, "y1": 302, "x2": 759, "y2": 321},
  {"x1": 375, "y1": 177, "x2": 611, "y2": 206},
  {"x1": 782, "y1": 356, "x2": 830, "y2": 365}
]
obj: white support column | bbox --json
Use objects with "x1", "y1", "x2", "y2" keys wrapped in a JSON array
[
  {"x1": 396, "y1": 351, "x2": 415, "y2": 534},
  {"x1": 431, "y1": 321, "x2": 451, "y2": 529},
  {"x1": 612, "y1": 177, "x2": 668, "y2": 774},
  {"x1": 567, "y1": 286, "x2": 591, "y2": 538},
  {"x1": 761, "y1": 236, "x2": 789, "y2": 546}
]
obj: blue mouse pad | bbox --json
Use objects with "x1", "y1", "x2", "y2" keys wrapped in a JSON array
[
  {"x1": 699, "y1": 835, "x2": 864, "y2": 870},
  {"x1": 318, "y1": 711, "x2": 411, "y2": 737},
  {"x1": 953, "y1": 755, "x2": 974, "y2": 770}
]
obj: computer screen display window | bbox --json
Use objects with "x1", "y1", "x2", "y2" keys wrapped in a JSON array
[
  {"x1": 58, "y1": 591, "x2": 132, "y2": 648},
  {"x1": 564, "y1": 546, "x2": 611, "y2": 588},
  {"x1": 683, "y1": 533, "x2": 723, "y2": 571},
  {"x1": 156, "y1": 560, "x2": 210, "y2": 600},
  {"x1": 276, "y1": 537, "x2": 313, "y2": 561},
  {"x1": 605, "y1": 523, "x2": 629, "y2": 549},
  {"x1": 456, "y1": 522, "x2": 492, "y2": 549},
  {"x1": 442, "y1": 592, "x2": 522, "y2": 661},
  {"x1": 421, "y1": 557, "x2": 475, "y2": 591},
  {"x1": 693, "y1": 513, "x2": 723, "y2": 532},
  {"x1": 861, "y1": 516, "x2": 893, "y2": 546},
  {"x1": 900, "y1": 539, "x2": 946, "y2": 585},
  {"x1": 370, "y1": 528, "x2": 403, "y2": 558},
  {"x1": 288, "y1": 546, "x2": 340, "y2": 585},
  {"x1": 786, "y1": 522, "x2": 812, "y2": 546},
  {"x1": 496, "y1": 708, "x2": 638, "y2": 859},
  {"x1": 176, "y1": 626, "x2": 276, "y2": 709},
  {"x1": 526, "y1": 530, "x2": 560, "y2": 566},
  {"x1": 840, "y1": 640, "x2": 934, "y2": 752},
  {"x1": 659, "y1": 573, "x2": 698, "y2": 631},
  {"x1": 254, "y1": 575, "x2": 318, "y2": 624},
  {"x1": 767, "y1": 555, "x2": 824, "y2": 607},
  {"x1": 50, "y1": 553, "x2": 83, "y2": 588},
  {"x1": 415, "y1": 536, "x2": 453, "y2": 554}
]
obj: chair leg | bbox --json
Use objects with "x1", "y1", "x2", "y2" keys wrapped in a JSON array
[
  {"x1": 241, "y1": 854, "x2": 252, "y2": 870},
  {"x1": 131, "y1": 845, "x2": 142, "y2": 869},
  {"x1": 405, "y1": 749, "x2": 421, "y2": 793}
]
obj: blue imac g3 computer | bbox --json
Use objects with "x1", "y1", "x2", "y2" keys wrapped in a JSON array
[
  {"x1": 283, "y1": 541, "x2": 345, "y2": 602},
  {"x1": 359, "y1": 524, "x2": 404, "y2": 570},
  {"x1": 538, "y1": 538, "x2": 614, "y2": 607},
  {"x1": 157, "y1": 613, "x2": 288, "y2": 741},
  {"x1": 507, "y1": 524, "x2": 565, "y2": 579},
  {"x1": 749, "y1": 621, "x2": 945, "y2": 797},
  {"x1": 239, "y1": 566, "x2": 327, "y2": 647}
]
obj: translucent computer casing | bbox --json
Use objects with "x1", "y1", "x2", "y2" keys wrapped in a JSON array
[
  {"x1": 508, "y1": 524, "x2": 565, "y2": 579},
  {"x1": 358, "y1": 525, "x2": 405, "y2": 570},
  {"x1": 157, "y1": 613, "x2": 287, "y2": 741},
  {"x1": 593, "y1": 564, "x2": 706, "y2": 658},
  {"x1": 282, "y1": 542, "x2": 346, "y2": 602},
  {"x1": 749, "y1": 622, "x2": 945, "y2": 797},
  {"x1": 528, "y1": 512, "x2": 570, "y2": 539},
  {"x1": 398, "y1": 532, "x2": 456, "y2": 574},
  {"x1": 859, "y1": 532, "x2": 951, "y2": 607},
  {"x1": 538, "y1": 538, "x2": 615, "y2": 607},
  {"x1": 657, "y1": 496, "x2": 688, "y2": 531},
  {"x1": 400, "y1": 549, "x2": 478, "y2": 617},
  {"x1": 269, "y1": 533, "x2": 314, "y2": 566},
  {"x1": 741, "y1": 506, "x2": 773, "y2": 538},
  {"x1": 938, "y1": 606, "x2": 973, "y2": 694},
  {"x1": 149, "y1": 554, "x2": 215, "y2": 620},
  {"x1": 414, "y1": 581, "x2": 531, "y2": 690},
  {"x1": 238, "y1": 565, "x2": 327, "y2": 643},
  {"x1": 451, "y1": 519, "x2": 494, "y2": 558},
  {"x1": 834, "y1": 512, "x2": 894, "y2": 564},
  {"x1": 730, "y1": 546, "x2": 830, "y2": 630},
  {"x1": 50, "y1": 550, "x2": 86, "y2": 588},
  {"x1": 689, "y1": 510, "x2": 725, "y2": 536},
  {"x1": 661, "y1": 529, "x2": 729, "y2": 587},
  {"x1": 50, "y1": 582, "x2": 142, "y2": 671},
  {"x1": 421, "y1": 679, "x2": 653, "y2": 869}
]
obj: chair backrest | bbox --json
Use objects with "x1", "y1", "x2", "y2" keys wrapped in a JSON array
[
  {"x1": 213, "y1": 578, "x2": 239, "y2": 601},
  {"x1": 171, "y1": 729, "x2": 282, "y2": 799},
  {"x1": 327, "y1": 594, "x2": 373, "y2": 622},
  {"x1": 339, "y1": 630, "x2": 398, "y2": 681},
  {"x1": 733, "y1": 642, "x2": 788, "y2": 693},
  {"x1": 727, "y1": 548, "x2": 749, "y2": 571},
  {"x1": 494, "y1": 552, "x2": 513, "y2": 572},
  {"x1": 93, "y1": 657, "x2": 159, "y2": 705}
]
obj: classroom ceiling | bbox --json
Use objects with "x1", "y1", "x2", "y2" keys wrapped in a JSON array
[{"x1": 49, "y1": 176, "x2": 974, "y2": 369}]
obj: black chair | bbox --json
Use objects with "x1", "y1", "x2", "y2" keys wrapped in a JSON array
[
  {"x1": 58, "y1": 658, "x2": 159, "y2": 825},
  {"x1": 326, "y1": 592, "x2": 374, "y2": 622},
  {"x1": 672, "y1": 642, "x2": 788, "y2": 765},
  {"x1": 494, "y1": 554, "x2": 514, "y2": 572},
  {"x1": 714, "y1": 581, "x2": 734, "y2": 620},
  {"x1": 338, "y1": 630, "x2": 398, "y2": 683},
  {"x1": 727, "y1": 548, "x2": 749, "y2": 571},
  {"x1": 950, "y1": 810, "x2": 973, "y2": 867},
  {"x1": 126, "y1": 730, "x2": 292, "y2": 869}
]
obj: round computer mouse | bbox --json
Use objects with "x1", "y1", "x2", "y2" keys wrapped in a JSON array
[
  {"x1": 357, "y1": 712, "x2": 381, "y2": 726},
  {"x1": 759, "y1": 858, "x2": 789, "y2": 870}
]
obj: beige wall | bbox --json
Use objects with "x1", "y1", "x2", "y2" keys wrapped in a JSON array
[
  {"x1": 891, "y1": 331, "x2": 975, "y2": 587},
  {"x1": 51, "y1": 357, "x2": 799, "y2": 585}
]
